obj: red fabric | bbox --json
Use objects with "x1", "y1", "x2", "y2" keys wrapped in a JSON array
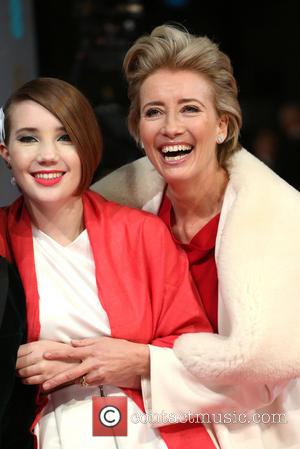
[
  {"x1": 0, "y1": 208, "x2": 12, "y2": 261},
  {"x1": 159, "y1": 193, "x2": 219, "y2": 332},
  {"x1": 6, "y1": 190, "x2": 215, "y2": 449}
]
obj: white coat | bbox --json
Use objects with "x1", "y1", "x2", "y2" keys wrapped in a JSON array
[{"x1": 92, "y1": 149, "x2": 300, "y2": 448}]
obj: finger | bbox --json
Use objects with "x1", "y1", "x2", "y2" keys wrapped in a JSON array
[
  {"x1": 22, "y1": 375, "x2": 44, "y2": 385},
  {"x1": 18, "y1": 365, "x2": 41, "y2": 378},
  {"x1": 71, "y1": 338, "x2": 100, "y2": 347},
  {"x1": 44, "y1": 347, "x2": 89, "y2": 361},
  {"x1": 16, "y1": 355, "x2": 40, "y2": 370},
  {"x1": 85, "y1": 368, "x2": 104, "y2": 384},
  {"x1": 17, "y1": 344, "x2": 33, "y2": 358},
  {"x1": 43, "y1": 361, "x2": 93, "y2": 391}
]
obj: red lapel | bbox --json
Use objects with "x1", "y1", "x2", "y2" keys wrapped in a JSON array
[{"x1": 7, "y1": 197, "x2": 40, "y2": 342}]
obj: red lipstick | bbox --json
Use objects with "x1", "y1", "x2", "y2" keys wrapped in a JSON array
[{"x1": 32, "y1": 171, "x2": 65, "y2": 187}]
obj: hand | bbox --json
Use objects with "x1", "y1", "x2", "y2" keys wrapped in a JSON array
[
  {"x1": 17, "y1": 340, "x2": 79, "y2": 387},
  {"x1": 42, "y1": 336, "x2": 150, "y2": 391}
]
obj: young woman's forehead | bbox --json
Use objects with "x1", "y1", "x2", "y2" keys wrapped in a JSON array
[{"x1": 10, "y1": 100, "x2": 63, "y2": 130}]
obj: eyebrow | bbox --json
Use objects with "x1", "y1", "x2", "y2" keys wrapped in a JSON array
[
  {"x1": 142, "y1": 98, "x2": 206, "y2": 110},
  {"x1": 15, "y1": 126, "x2": 66, "y2": 133}
]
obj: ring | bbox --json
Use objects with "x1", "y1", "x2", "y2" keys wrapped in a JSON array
[{"x1": 80, "y1": 375, "x2": 89, "y2": 387}]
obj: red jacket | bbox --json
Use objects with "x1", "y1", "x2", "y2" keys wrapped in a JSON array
[{"x1": 5, "y1": 190, "x2": 214, "y2": 449}]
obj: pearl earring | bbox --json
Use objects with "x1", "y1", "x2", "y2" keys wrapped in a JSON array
[
  {"x1": 216, "y1": 136, "x2": 224, "y2": 144},
  {"x1": 10, "y1": 176, "x2": 17, "y2": 186}
]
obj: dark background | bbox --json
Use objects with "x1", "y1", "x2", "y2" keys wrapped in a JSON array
[{"x1": 32, "y1": 0, "x2": 300, "y2": 187}]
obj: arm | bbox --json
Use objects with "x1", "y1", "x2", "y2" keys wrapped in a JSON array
[
  {"x1": 40, "y1": 217, "x2": 284, "y2": 421},
  {"x1": 42, "y1": 216, "x2": 207, "y2": 391},
  {"x1": 139, "y1": 221, "x2": 286, "y2": 422},
  {"x1": 42, "y1": 336, "x2": 149, "y2": 391},
  {"x1": 41, "y1": 336, "x2": 287, "y2": 421},
  {"x1": 42, "y1": 218, "x2": 283, "y2": 417},
  {"x1": 93, "y1": 156, "x2": 299, "y2": 424},
  {"x1": 141, "y1": 346, "x2": 288, "y2": 424}
]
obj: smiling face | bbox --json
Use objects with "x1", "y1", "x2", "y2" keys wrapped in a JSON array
[
  {"x1": 139, "y1": 68, "x2": 228, "y2": 185},
  {"x1": 0, "y1": 100, "x2": 81, "y2": 209}
]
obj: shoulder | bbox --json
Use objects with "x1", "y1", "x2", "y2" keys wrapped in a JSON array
[
  {"x1": 227, "y1": 148, "x2": 300, "y2": 219},
  {"x1": 91, "y1": 157, "x2": 165, "y2": 208},
  {"x1": 229, "y1": 149, "x2": 300, "y2": 200},
  {"x1": 85, "y1": 188, "x2": 169, "y2": 232},
  {"x1": 85, "y1": 189, "x2": 177, "y2": 261}
]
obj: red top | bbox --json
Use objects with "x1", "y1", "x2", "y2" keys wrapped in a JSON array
[{"x1": 159, "y1": 193, "x2": 219, "y2": 333}]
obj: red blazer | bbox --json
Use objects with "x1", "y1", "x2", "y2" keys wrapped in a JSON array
[{"x1": 5, "y1": 190, "x2": 214, "y2": 449}]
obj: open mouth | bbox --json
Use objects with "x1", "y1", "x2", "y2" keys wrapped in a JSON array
[
  {"x1": 161, "y1": 144, "x2": 193, "y2": 161},
  {"x1": 32, "y1": 172, "x2": 65, "y2": 180},
  {"x1": 31, "y1": 171, "x2": 66, "y2": 186}
]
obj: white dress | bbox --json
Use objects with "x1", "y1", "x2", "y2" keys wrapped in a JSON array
[{"x1": 32, "y1": 226, "x2": 167, "y2": 449}]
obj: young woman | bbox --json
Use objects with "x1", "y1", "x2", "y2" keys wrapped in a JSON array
[{"x1": 0, "y1": 77, "x2": 213, "y2": 449}]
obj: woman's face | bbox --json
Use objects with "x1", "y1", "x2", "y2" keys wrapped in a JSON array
[
  {"x1": 0, "y1": 100, "x2": 81, "y2": 208},
  {"x1": 139, "y1": 68, "x2": 228, "y2": 184}
]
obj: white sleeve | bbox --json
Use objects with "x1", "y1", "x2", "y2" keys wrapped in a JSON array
[{"x1": 141, "y1": 346, "x2": 288, "y2": 427}]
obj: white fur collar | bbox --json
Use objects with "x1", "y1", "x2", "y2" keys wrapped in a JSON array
[
  {"x1": 175, "y1": 150, "x2": 300, "y2": 383},
  {"x1": 93, "y1": 149, "x2": 300, "y2": 382}
]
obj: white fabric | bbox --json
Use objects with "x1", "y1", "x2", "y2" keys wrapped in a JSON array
[
  {"x1": 92, "y1": 149, "x2": 300, "y2": 448},
  {"x1": 33, "y1": 228, "x2": 111, "y2": 342},
  {"x1": 32, "y1": 227, "x2": 167, "y2": 449}
]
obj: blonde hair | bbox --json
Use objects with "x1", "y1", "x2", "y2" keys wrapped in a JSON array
[{"x1": 123, "y1": 24, "x2": 242, "y2": 166}]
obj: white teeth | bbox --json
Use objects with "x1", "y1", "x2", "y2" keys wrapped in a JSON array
[
  {"x1": 165, "y1": 154, "x2": 188, "y2": 161},
  {"x1": 161, "y1": 144, "x2": 192, "y2": 153},
  {"x1": 34, "y1": 172, "x2": 63, "y2": 180}
]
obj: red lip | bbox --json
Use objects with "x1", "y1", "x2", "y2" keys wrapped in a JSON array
[
  {"x1": 31, "y1": 171, "x2": 65, "y2": 187},
  {"x1": 34, "y1": 177, "x2": 63, "y2": 186}
]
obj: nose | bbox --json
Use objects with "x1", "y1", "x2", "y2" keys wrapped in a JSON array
[
  {"x1": 161, "y1": 112, "x2": 185, "y2": 139},
  {"x1": 36, "y1": 141, "x2": 59, "y2": 164}
]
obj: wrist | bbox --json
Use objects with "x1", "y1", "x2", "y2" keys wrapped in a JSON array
[{"x1": 137, "y1": 344, "x2": 150, "y2": 377}]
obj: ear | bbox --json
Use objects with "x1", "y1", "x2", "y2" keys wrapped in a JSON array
[
  {"x1": 0, "y1": 144, "x2": 11, "y2": 166},
  {"x1": 217, "y1": 114, "x2": 229, "y2": 139}
]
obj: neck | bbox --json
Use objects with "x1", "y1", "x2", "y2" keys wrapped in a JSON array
[
  {"x1": 25, "y1": 196, "x2": 84, "y2": 246},
  {"x1": 166, "y1": 166, "x2": 228, "y2": 242}
]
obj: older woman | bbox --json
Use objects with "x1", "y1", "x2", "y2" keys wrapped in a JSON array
[{"x1": 90, "y1": 25, "x2": 300, "y2": 448}]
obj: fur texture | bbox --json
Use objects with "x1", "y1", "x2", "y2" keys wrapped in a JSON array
[{"x1": 93, "y1": 149, "x2": 300, "y2": 383}]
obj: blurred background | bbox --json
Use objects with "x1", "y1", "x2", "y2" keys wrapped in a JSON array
[{"x1": 0, "y1": 0, "x2": 299, "y2": 205}]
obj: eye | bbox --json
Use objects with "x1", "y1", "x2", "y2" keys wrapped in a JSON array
[
  {"x1": 58, "y1": 133, "x2": 72, "y2": 142},
  {"x1": 17, "y1": 135, "x2": 38, "y2": 143},
  {"x1": 181, "y1": 105, "x2": 200, "y2": 114},
  {"x1": 144, "y1": 108, "x2": 162, "y2": 119}
]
